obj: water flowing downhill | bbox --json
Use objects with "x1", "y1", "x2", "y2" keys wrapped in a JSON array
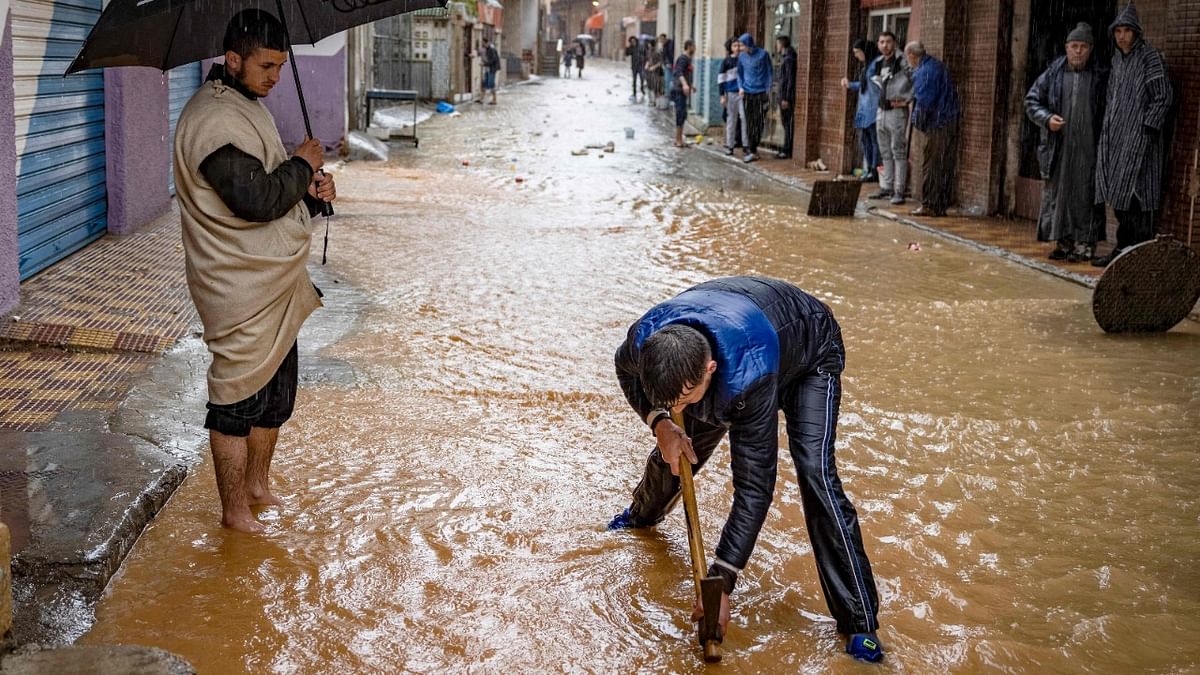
[{"x1": 82, "y1": 61, "x2": 1200, "y2": 673}]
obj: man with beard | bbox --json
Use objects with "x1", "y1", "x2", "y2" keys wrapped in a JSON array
[
  {"x1": 174, "y1": 9, "x2": 336, "y2": 532},
  {"x1": 1092, "y1": 2, "x2": 1174, "y2": 267}
]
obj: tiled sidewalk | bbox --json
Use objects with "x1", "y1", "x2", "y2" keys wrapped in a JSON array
[{"x1": 0, "y1": 207, "x2": 198, "y2": 431}]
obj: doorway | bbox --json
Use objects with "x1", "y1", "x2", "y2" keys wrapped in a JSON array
[{"x1": 1017, "y1": 0, "x2": 1116, "y2": 180}]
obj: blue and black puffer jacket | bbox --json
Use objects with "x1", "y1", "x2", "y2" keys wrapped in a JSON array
[{"x1": 614, "y1": 276, "x2": 842, "y2": 571}]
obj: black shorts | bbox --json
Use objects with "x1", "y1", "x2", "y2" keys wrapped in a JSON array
[{"x1": 204, "y1": 342, "x2": 299, "y2": 437}]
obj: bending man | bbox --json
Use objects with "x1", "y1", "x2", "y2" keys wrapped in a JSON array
[{"x1": 610, "y1": 276, "x2": 883, "y2": 662}]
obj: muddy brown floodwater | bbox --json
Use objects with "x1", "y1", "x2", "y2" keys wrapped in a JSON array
[{"x1": 82, "y1": 61, "x2": 1200, "y2": 673}]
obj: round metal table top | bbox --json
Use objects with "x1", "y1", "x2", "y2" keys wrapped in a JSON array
[{"x1": 1093, "y1": 236, "x2": 1200, "y2": 333}]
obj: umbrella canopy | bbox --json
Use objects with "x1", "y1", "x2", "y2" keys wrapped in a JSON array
[
  {"x1": 575, "y1": 34, "x2": 596, "y2": 42},
  {"x1": 584, "y1": 13, "x2": 603, "y2": 30},
  {"x1": 67, "y1": 0, "x2": 447, "y2": 74}
]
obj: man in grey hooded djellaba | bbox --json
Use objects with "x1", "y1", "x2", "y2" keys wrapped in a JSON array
[
  {"x1": 1025, "y1": 22, "x2": 1109, "y2": 263},
  {"x1": 1092, "y1": 2, "x2": 1173, "y2": 267}
]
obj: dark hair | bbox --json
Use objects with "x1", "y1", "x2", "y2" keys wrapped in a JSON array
[
  {"x1": 640, "y1": 325, "x2": 711, "y2": 408},
  {"x1": 223, "y1": 9, "x2": 289, "y2": 58},
  {"x1": 877, "y1": 31, "x2": 897, "y2": 43},
  {"x1": 776, "y1": 35, "x2": 791, "y2": 48},
  {"x1": 852, "y1": 38, "x2": 879, "y2": 85},
  {"x1": 683, "y1": 39, "x2": 695, "y2": 50}
]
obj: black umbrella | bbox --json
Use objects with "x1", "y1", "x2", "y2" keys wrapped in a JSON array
[{"x1": 67, "y1": 0, "x2": 446, "y2": 253}]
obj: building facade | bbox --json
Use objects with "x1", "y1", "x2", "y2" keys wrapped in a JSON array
[
  {"x1": 0, "y1": 0, "x2": 350, "y2": 315},
  {"x1": 781, "y1": 0, "x2": 1197, "y2": 247}
]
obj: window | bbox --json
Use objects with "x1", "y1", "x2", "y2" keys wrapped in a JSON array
[
  {"x1": 868, "y1": 7, "x2": 909, "y2": 45},
  {"x1": 770, "y1": 0, "x2": 801, "y2": 43}
]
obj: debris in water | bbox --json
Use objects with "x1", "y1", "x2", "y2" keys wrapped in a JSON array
[{"x1": 908, "y1": 242, "x2": 922, "y2": 251}]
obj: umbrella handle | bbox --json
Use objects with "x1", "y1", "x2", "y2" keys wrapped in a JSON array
[{"x1": 274, "y1": 0, "x2": 334, "y2": 220}]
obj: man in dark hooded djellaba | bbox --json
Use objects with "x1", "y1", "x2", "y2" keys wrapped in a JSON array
[{"x1": 1092, "y1": 2, "x2": 1173, "y2": 267}]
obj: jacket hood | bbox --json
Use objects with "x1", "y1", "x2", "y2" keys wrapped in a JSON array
[
  {"x1": 738, "y1": 33, "x2": 756, "y2": 51},
  {"x1": 1110, "y1": 2, "x2": 1143, "y2": 36}
]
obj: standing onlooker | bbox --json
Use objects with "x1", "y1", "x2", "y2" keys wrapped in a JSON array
[
  {"x1": 626, "y1": 36, "x2": 646, "y2": 102},
  {"x1": 660, "y1": 35, "x2": 676, "y2": 95},
  {"x1": 175, "y1": 9, "x2": 335, "y2": 532},
  {"x1": 562, "y1": 43, "x2": 574, "y2": 78},
  {"x1": 481, "y1": 39, "x2": 501, "y2": 105},
  {"x1": 645, "y1": 42, "x2": 664, "y2": 103},
  {"x1": 841, "y1": 39, "x2": 880, "y2": 182},
  {"x1": 906, "y1": 42, "x2": 960, "y2": 217},
  {"x1": 867, "y1": 31, "x2": 912, "y2": 205},
  {"x1": 775, "y1": 35, "x2": 797, "y2": 160},
  {"x1": 1092, "y1": 2, "x2": 1174, "y2": 267},
  {"x1": 719, "y1": 38, "x2": 746, "y2": 156},
  {"x1": 737, "y1": 33, "x2": 772, "y2": 163},
  {"x1": 1025, "y1": 22, "x2": 1109, "y2": 262},
  {"x1": 671, "y1": 39, "x2": 696, "y2": 148},
  {"x1": 575, "y1": 41, "x2": 586, "y2": 78}
]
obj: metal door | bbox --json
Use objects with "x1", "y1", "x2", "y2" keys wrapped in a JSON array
[
  {"x1": 168, "y1": 63, "x2": 202, "y2": 195},
  {"x1": 12, "y1": 0, "x2": 107, "y2": 278}
]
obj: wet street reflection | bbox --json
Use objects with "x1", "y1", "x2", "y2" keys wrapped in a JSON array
[{"x1": 82, "y1": 61, "x2": 1200, "y2": 672}]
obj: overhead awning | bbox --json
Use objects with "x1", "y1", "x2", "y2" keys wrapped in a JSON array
[{"x1": 585, "y1": 13, "x2": 604, "y2": 30}]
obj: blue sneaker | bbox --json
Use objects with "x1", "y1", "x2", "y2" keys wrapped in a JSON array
[
  {"x1": 607, "y1": 507, "x2": 635, "y2": 530},
  {"x1": 846, "y1": 633, "x2": 883, "y2": 662}
]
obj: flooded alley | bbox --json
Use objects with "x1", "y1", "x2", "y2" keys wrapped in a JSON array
[{"x1": 80, "y1": 61, "x2": 1200, "y2": 673}]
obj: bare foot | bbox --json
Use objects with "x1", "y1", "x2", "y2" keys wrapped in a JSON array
[
  {"x1": 246, "y1": 486, "x2": 283, "y2": 507},
  {"x1": 222, "y1": 511, "x2": 266, "y2": 533}
]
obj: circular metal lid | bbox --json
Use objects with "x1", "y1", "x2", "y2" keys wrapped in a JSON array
[{"x1": 1093, "y1": 236, "x2": 1200, "y2": 333}]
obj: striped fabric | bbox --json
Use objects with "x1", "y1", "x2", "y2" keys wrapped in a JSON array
[{"x1": 1095, "y1": 37, "x2": 1173, "y2": 210}]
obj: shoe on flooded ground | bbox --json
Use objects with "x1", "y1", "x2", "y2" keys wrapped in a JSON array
[
  {"x1": 1092, "y1": 248, "x2": 1122, "y2": 267},
  {"x1": 846, "y1": 633, "x2": 884, "y2": 662},
  {"x1": 743, "y1": 153, "x2": 759, "y2": 163},
  {"x1": 910, "y1": 206, "x2": 946, "y2": 217},
  {"x1": 1067, "y1": 244, "x2": 1094, "y2": 263},
  {"x1": 889, "y1": 194, "x2": 905, "y2": 205},
  {"x1": 1048, "y1": 245, "x2": 1070, "y2": 261},
  {"x1": 776, "y1": 151, "x2": 792, "y2": 159},
  {"x1": 867, "y1": 189, "x2": 893, "y2": 200},
  {"x1": 608, "y1": 507, "x2": 640, "y2": 530},
  {"x1": 725, "y1": 147, "x2": 735, "y2": 156},
  {"x1": 860, "y1": 173, "x2": 879, "y2": 183}
]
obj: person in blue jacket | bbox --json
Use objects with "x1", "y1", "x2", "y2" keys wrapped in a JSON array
[
  {"x1": 841, "y1": 38, "x2": 880, "y2": 182},
  {"x1": 906, "y1": 41, "x2": 961, "y2": 217},
  {"x1": 736, "y1": 33, "x2": 773, "y2": 163},
  {"x1": 609, "y1": 276, "x2": 884, "y2": 663}
]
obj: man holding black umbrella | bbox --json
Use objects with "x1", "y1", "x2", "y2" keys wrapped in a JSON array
[{"x1": 174, "y1": 9, "x2": 335, "y2": 532}]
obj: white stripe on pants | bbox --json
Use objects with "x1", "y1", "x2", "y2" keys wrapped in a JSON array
[
  {"x1": 876, "y1": 108, "x2": 909, "y2": 194},
  {"x1": 725, "y1": 91, "x2": 747, "y2": 149}
]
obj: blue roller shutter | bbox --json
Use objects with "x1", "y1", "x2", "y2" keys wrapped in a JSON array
[
  {"x1": 12, "y1": 0, "x2": 107, "y2": 279},
  {"x1": 168, "y1": 63, "x2": 201, "y2": 195}
]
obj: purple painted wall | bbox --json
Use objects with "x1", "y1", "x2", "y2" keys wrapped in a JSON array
[
  {"x1": 103, "y1": 68, "x2": 170, "y2": 235},
  {"x1": 263, "y1": 48, "x2": 347, "y2": 153},
  {"x1": 0, "y1": 16, "x2": 20, "y2": 314}
]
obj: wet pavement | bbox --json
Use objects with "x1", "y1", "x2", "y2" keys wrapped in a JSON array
[{"x1": 78, "y1": 60, "x2": 1200, "y2": 672}]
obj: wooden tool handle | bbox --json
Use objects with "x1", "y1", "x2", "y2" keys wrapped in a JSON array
[{"x1": 673, "y1": 411, "x2": 723, "y2": 662}]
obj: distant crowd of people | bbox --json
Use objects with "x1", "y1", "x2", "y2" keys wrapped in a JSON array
[
  {"x1": 837, "y1": 2, "x2": 1170, "y2": 264},
  {"x1": 610, "y1": 4, "x2": 1169, "y2": 265}
]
